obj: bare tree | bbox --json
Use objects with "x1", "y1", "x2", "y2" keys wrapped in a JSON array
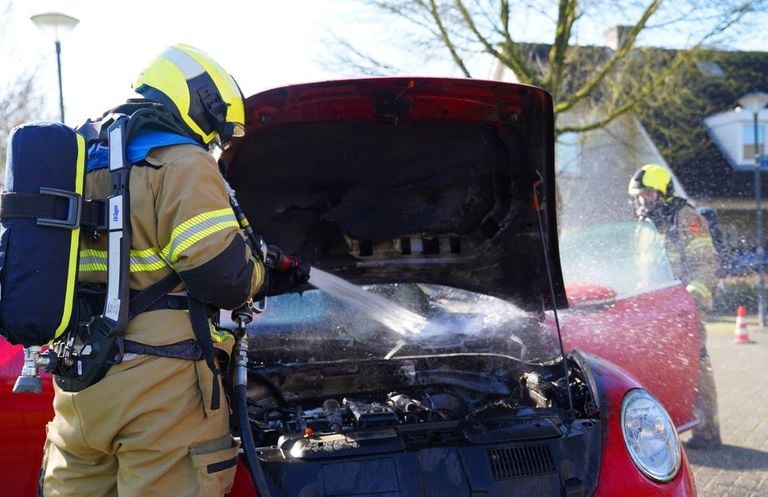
[
  {"x1": 0, "y1": 1, "x2": 47, "y2": 176},
  {"x1": 327, "y1": 0, "x2": 767, "y2": 135}
]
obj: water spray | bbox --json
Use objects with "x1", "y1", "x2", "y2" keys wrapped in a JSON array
[{"x1": 307, "y1": 268, "x2": 428, "y2": 337}]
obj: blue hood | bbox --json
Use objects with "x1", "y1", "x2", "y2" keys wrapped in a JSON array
[{"x1": 86, "y1": 130, "x2": 201, "y2": 171}]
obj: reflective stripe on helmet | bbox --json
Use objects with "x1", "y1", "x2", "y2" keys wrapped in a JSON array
[{"x1": 162, "y1": 46, "x2": 206, "y2": 80}]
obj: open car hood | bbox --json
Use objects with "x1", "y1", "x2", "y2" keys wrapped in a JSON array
[{"x1": 223, "y1": 77, "x2": 566, "y2": 310}]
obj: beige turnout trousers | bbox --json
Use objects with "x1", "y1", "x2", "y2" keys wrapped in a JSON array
[
  {"x1": 692, "y1": 322, "x2": 720, "y2": 440},
  {"x1": 40, "y1": 353, "x2": 238, "y2": 497}
]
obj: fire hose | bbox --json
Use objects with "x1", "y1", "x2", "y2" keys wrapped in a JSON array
[
  {"x1": 230, "y1": 310, "x2": 272, "y2": 497},
  {"x1": 225, "y1": 171, "x2": 274, "y2": 497}
]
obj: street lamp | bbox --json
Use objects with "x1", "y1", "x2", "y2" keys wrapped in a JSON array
[
  {"x1": 30, "y1": 12, "x2": 79, "y2": 124},
  {"x1": 738, "y1": 91, "x2": 768, "y2": 329}
]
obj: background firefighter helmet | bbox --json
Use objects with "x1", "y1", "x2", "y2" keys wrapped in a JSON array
[
  {"x1": 628, "y1": 163, "x2": 675, "y2": 223},
  {"x1": 133, "y1": 43, "x2": 245, "y2": 146}
]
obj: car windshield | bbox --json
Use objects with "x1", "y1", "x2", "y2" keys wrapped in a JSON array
[
  {"x1": 559, "y1": 221, "x2": 678, "y2": 298},
  {"x1": 232, "y1": 222, "x2": 675, "y2": 367},
  {"x1": 235, "y1": 283, "x2": 560, "y2": 366}
]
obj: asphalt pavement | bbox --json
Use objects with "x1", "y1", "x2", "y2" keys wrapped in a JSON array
[{"x1": 681, "y1": 316, "x2": 768, "y2": 497}]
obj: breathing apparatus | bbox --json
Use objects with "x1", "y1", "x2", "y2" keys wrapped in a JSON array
[
  {"x1": 13, "y1": 43, "x2": 245, "y2": 393},
  {"x1": 12, "y1": 115, "x2": 134, "y2": 394}
]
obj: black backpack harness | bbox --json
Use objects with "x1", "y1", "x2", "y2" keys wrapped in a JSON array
[{"x1": 0, "y1": 103, "x2": 226, "y2": 406}]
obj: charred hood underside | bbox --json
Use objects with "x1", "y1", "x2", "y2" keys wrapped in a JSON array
[
  {"x1": 224, "y1": 78, "x2": 567, "y2": 310},
  {"x1": 222, "y1": 79, "x2": 597, "y2": 497}
]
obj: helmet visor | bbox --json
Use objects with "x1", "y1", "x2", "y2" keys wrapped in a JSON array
[
  {"x1": 232, "y1": 122, "x2": 245, "y2": 138},
  {"x1": 632, "y1": 190, "x2": 664, "y2": 221}
]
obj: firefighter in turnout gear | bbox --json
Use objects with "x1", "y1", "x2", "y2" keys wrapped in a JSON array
[
  {"x1": 39, "y1": 44, "x2": 310, "y2": 496},
  {"x1": 628, "y1": 163, "x2": 722, "y2": 450}
]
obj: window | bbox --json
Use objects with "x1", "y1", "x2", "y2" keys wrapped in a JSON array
[
  {"x1": 742, "y1": 124, "x2": 765, "y2": 161},
  {"x1": 556, "y1": 132, "x2": 581, "y2": 177},
  {"x1": 695, "y1": 60, "x2": 725, "y2": 78}
]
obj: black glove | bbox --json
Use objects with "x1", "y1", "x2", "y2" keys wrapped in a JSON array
[{"x1": 262, "y1": 245, "x2": 310, "y2": 296}]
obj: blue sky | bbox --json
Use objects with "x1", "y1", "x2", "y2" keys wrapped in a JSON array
[{"x1": 3, "y1": 0, "x2": 767, "y2": 127}]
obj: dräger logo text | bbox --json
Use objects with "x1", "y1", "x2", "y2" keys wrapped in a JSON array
[{"x1": 112, "y1": 205, "x2": 120, "y2": 222}]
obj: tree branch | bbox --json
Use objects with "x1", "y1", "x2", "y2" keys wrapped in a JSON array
[
  {"x1": 556, "y1": 0, "x2": 662, "y2": 113},
  {"x1": 454, "y1": 0, "x2": 538, "y2": 85},
  {"x1": 557, "y1": 48, "x2": 693, "y2": 134},
  {"x1": 544, "y1": 0, "x2": 578, "y2": 102},
  {"x1": 427, "y1": 0, "x2": 473, "y2": 77}
]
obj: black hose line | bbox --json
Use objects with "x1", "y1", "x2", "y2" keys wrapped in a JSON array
[{"x1": 235, "y1": 382, "x2": 272, "y2": 496}]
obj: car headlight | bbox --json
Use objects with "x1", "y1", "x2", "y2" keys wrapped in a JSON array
[{"x1": 621, "y1": 389, "x2": 682, "y2": 482}]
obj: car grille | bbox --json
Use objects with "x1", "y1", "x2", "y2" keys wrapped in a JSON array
[{"x1": 487, "y1": 445, "x2": 555, "y2": 480}]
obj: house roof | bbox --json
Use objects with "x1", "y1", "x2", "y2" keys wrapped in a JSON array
[
  {"x1": 497, "y1": 42, "x2": 768, "y2": 201},
  {"x1": 633, "y1": 49, "x2": 768, "y2": 200}
]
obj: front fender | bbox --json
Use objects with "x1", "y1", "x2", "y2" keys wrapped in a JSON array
[{"x1": 571, "y1": 351, "x2": 697, "y2": 497}]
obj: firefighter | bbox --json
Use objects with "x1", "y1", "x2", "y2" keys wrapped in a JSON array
[
  {"x1": 40, "y1": 44, "x2": 310, "y2": 496},
  {"x1": 628, "y1": 163, "x2": 722, "y2": 450}
]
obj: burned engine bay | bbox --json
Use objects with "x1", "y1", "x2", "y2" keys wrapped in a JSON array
[
  {"x1": 231, "y1": 285, "x2": 602, "y2": 494},
  {"x1": 244, "y1": 354, "x2": 599, "y2": 453},
  {"x1": 239, "y1": 353, "x2": 603, "y2": 497}
]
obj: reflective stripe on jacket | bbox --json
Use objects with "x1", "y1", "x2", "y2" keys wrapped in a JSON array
[
  {"x1": 79, "y1": 143, "x2": 265, "y2": 345},
  {"x1": 661, "y1": 203, "x2": 719, "y2": 313}
]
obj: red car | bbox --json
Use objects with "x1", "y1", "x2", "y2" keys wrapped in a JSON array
[
  {"x1": 558, "y1": 222, "x2": 701, "y2": 431},
  {"x1": 1, "y1": 77, "x2": 697, "y2": 496}
]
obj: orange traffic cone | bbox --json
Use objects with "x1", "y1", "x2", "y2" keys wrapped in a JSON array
[{"x1": 734, "y1": 305, "x2": 755, "y2": 344}]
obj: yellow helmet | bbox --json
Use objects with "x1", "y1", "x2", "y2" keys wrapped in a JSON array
[
  {"x1": 133, "y1": 43, "x2": 245, "y2": 145},
  {"x1": 627, "y1": 163, "x2": 674, "y2": 199},
  {"x1": 628, "y1": 163, "x2": 676, "y2": 222}
]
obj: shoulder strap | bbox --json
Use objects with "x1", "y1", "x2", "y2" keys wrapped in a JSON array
[
  {"x1": 128, "y1": 272, "x2": 182, "y2": 319},
  {"x1": 77, "y1": 100, "x2": 194, "y2": 147},
  {"x1": 188, "y1": 295, "x2": 222, "y2": 410},
  {"x1": 86, "y1": 106, "x2": 223, "y2": 410},
  {"x1": 97, "y1": 116, "x2": 132, "y2": 335},
  {"x1": 85, "y1": 105, "x2": 189, "y2": 333}
]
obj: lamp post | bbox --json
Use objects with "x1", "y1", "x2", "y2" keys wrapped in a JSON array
[
  {"x1": 738, "y1": 92, "x2": 768, "y2": 329},
  {"x1": 31, "y1": 12, "x2": 79, "y2": 124}
]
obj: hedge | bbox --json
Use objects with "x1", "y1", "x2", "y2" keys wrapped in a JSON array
[{"x1": 714, "y1": 276, "x2": 761, "y2": 315}]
